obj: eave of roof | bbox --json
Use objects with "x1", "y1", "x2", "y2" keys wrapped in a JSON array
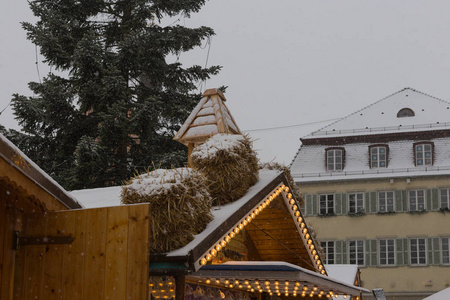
[{"x1": 0, "y1": 133, "x2": 82, "y2": 209}]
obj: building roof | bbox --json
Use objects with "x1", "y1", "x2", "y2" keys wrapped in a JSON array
[
  {"x1": 0, "y1": 133, "x2": 82, "y2": 209},
  {"x1": 173, "y1": 88, "x2": 241, "y2": 146},
  {"x1": 291, "y1": 88, "x2": 450, "y2": 182},
  {"x1": 423, "y1": 287, "x2": 450, "y2": 300},
  {"x1": 305, "y1": 88, "x2": 450, "y2": 139}
]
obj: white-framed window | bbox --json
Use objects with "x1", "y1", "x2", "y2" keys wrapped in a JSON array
[
  {"x1": 442, "y1": 237, "x2": 450, "y2": 264},
  {"x1": 326, "y1": 148, "x2": 344, "y2": 171},
  {"x1": 378, "y1": 191, "x2": 394, "y2": 212},
  {"x1": 348, "y1": 240, "x2": 365, "y2": 265},
  {"x1": 410, "y1": 238, "x2": 427, "y2": 265},
  {"x1": 370, "y1": 145, "x2": 388, "y2": 168},
  {"x1": 319, "y1": 194, "x2": 334, "y2": 215},
  {"x1": 409, "y1": 190, "x2": 425, "y2": 211},
  {"x1": 415, "y1": 143, "x2": 433, "y2": 166},
  {"x1": 440, "y1": 188, "x2": 450, "y2": 209},
  {"x1": 321, "y1": 241, "x2": 335, "y2": 264},
  {"x1": 348, "y1": 193, "x2": 364, "y2": 214},
  {"x1": 379, "y1": 239, "x2": 395, "y2": 266}
]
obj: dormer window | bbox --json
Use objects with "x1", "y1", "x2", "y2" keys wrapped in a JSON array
[
  {"x1": 369, "y1": 144, "x2": 388, "y2": 168},
  {"x1": 414, "y1": 142, "x2": 433, "y2": 166},
  {"x1": 326, "y1": 147, "x2": 345, "y2": 171},
  {"x1": 397, "y1": 108, "x2": 415, "y2": 118}
]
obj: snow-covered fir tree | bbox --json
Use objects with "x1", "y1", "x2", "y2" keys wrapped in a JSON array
[{"x1": 7, "y1": 0, "x2": 220, "y2": 190}]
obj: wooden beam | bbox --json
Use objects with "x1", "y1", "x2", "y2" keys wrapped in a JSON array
[{"x1": 13, "y1": 231, "x2": 74, "y2": 250}]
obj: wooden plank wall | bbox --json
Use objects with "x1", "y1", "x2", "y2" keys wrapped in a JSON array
[{"x1": 12, "y1": 204, "x2": 150, "y2": 300}]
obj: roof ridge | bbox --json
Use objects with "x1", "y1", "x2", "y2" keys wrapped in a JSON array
[{"x1": 305, "y1": 88, "x2": 450, "y2": 138}]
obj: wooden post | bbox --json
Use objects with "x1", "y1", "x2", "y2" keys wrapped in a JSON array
[
  {"x1": 175, "y1": 275, "x2": 186, "y2": 300},
  {"x1": 187, "y1": 143, "x2": 194, "y2": 168}
]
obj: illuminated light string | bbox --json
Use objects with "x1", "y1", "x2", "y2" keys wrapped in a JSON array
[
  {"x1": 196, "y1": 183, "x2": 338, "y2": 295},
  {"x1": 194, "y1": 278, "x2": 349, "y2": 299}
]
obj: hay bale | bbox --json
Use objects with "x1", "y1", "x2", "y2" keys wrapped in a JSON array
[
  {"x1": 191, "y1": 134, "x2": 259, "y2": 206},
  {"x1": 121, "y1": 168, "x2": 212, "y2": 253},
  {"x1": 259, "y1": 162, "x2": 304, "y2": 207}
]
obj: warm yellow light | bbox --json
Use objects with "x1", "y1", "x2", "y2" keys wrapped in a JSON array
[
  {"x1": 295, "y1": 282, "x2": 301, "y2": 287},
  {"x1": 274, "y1": 281, "x2": 279, "y2": 286},
  {"x1": 235, "y1": 280, "x2": 239, "y2": 285},
  {"x1": 305, "y1": 233, "x2": 310, "y2": 239},
  {"x1": 284, "y1": 286, "x2": 289, "y2": 290},
  {"x1": 290, "y1": 199, "x2": 295, "y2": 205},
  {"x1": 216, "y1": 279, "x2": 220, "y2": 284},
  {"x1": 247, "y1": 285, "x2": 251, "y2": 289},
  {"x1": 298, "y1": 217, "x2": 303, "y2": 223},
  {"x1": 230, "y1": 232, "x2": 235, "y2": 238},
  {"x1": 234, "y1": 228, "x2": 240, "y2": 234},
  {"x1": 239, "y1": 284, "x2": 243, "y2": 289},
  {"x1": 206, "y1": 279, "x2": 211, "y2": 284},
  {"x1": 269, "y1": 195, "x2": 274, "y2": 201},
  {"x1": 303, "y1": 228, "x2": 308, "y2": 234},
  {"x1": 310, "y1": 245, "x2": 315, "y2": 250},
  {"x1": 318, "y1": 265, "x2": 323, "y2": 270},
  {"x1": 285, "y1": 281, "x2": 289, "y2": 286},
  {"x1": 211, "y1": 249, "x2": 217, "y2": 256},
  {"x1": 225, "y1": 280, "x2": 230, "y2": 285},
  {"x1": 269, "y1": 292, "x2": 273, "y2": 296},
  {"x1": 206, "y1": 254, "x2": 212, "y2": 261},
  {"x1": 307, "y1": 239, "x2": 312, "y2": 245},
  {"x1": 321, "y1": 270, "x2": 326, "y2": 275},
  {"x1": 312, "y1": 250, "x2": 317, "y2": 255},
  {"x1": 313, "y1": 287, "x2": 318, "y2": 291},
  {"x1": 295, "y1": 211, "x2": 300, "y2": 217},
  {"x1": 250, "y1": 288, "x2": 254, "y2": 292},
  {"x1": 243, "y1": 220, "x2": 248, "y2": 226},
  {"x1": 254, "y1": 280, "x2": 259, "y2": 285},
  {"x1": 225, "y1": 236, "x2": 231, "y2": 243},
  {"x1": 292, "y1": 205, "x2": 298, "y2": 211},
  {"x1": 285, "y1": 293, "x2": 289, "y2": 296},
  {"x1": 300, "y1": 222, "x2": 305, "y2": 228},
  {"x1": 258, "y1": 206, "x2": 263, "y2": 212},
  {"x1": 238, "y1": 223, "x2": 244, "y2": 230},
  {"x1": 201, "y1": 258, "x2": 207, "y2": 265},
  {"x1": 277, "y1": 293, "x2": 281, "y2": 296},
  {"x1": 303, "y1": 286, "x2": 308, "y2": 291},
  {"x1": 229, "y1": 284, "x2": 234, "y2": 288},
  {"x1": 265, "y1": 281, "x2": 270, "y2": 286},
  {"x1": 316, "y1": 260, "x2": 321, "y2": 265},
  {"x1": 216, "y1": 244, "x2": 222, "y2": 251},
  {"x1": 262, "y1": 203, "x2": 267, "y2": 209},
  {"x1": 254, "y1": 209, "x2": 260, "y2": 215},
  {"x1": 247, "y1": 216, "x2": 252, "y2": 223},
  {"x1": 251, "y1": 212, "x2": 256, "y2": 219},
  {"x1": 244, "y1": 280, "x2": 249, "y2": 285}
]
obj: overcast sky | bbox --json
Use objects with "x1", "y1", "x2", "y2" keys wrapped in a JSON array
[{"x1": 2, "y1": 1, "x2": 450, "y2": 164}]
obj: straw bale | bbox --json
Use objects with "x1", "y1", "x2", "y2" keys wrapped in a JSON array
[
  {"x1": 121, "y1": 168, "x2": 212, "y2": 253},
  {"x1": 191, "y1": 134, "x2": 259, "y2": 206},
  {"x1": 259, "y1": 162, "x2": 304, "y2": 207}
]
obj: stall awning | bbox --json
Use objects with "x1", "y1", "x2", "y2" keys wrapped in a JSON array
[{"x1": 188, "y1": 261, "x2": 368, "y2": 298}]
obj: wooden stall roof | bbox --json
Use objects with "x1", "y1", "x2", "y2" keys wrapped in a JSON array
[
  {"x1": 0, "y1": 133, "x2": 82, "y2": 210},
  {"x1": 152, "y1": 169, "x2": 323, "y2": 275},
  {"x1": 173, "y1": 88, "x2": 241, "y2": 145}
]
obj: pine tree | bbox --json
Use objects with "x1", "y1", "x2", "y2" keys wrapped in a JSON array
[{"x1": 10, "y1": 0, "x2": 220, "y2": 190}]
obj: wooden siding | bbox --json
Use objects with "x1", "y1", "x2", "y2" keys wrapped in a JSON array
[{"x1": 11, "y1": 204, "x2": 150, "y2": 300}]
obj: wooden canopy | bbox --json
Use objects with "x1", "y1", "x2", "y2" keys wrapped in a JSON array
[{"x1": 173, "y1": 88, "x2": 241, "y2": 146}]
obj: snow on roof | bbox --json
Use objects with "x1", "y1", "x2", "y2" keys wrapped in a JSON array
[
  {"x1": 423, "y1": 287, "x2": 450, "y2": 300},
  {"x1": 305, "y1": 88, "x2": 450, "y2": 138},
  {"x1": 70, "y1": 185, "x2": 123, "y2": 208},
  {"x1": 0, "y1": 133, "x2": 82, "y2": 209},
  {"x1": 291, "y1": 137, "x2": 450, "y2": 182},
  {"x1": 324, "y1": 264, "x2": 358, "y2": 286}
]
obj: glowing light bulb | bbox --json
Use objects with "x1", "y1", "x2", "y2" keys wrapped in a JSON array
[{"x1": 201, "y1": 258, "x2": 207, "y2": 265}]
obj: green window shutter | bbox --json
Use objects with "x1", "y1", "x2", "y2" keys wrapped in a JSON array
[
  {"x1": 396, "y1": 239, "x2": 404, "y2": 266},
  {"x1": 395, "y1": 190, "x2": 402, "y2": 212},
  {"x1": 306, "y1": 195, "x2": 312, "y2": 216},
  {"x1": 312, "y1": 195, "x2": 318, "y2": 215},
  {"x1": 432, "y1": 189, "x2": 439, "y2": 211},
  {"x1": 342, "y1": 241, "x2": 348, "y2": 264},
  {"x1": 365, "y1": 192, "x2": 370, "y2": 214},
  {"x1": 428, "y1": 237, "x2": 433, "y2": 265},
  {"x1": 335, "y1": 194, "x2": 342, "y2": 215},
  {"x1": 365, "y1": 239, "x2": 371, "y2": 266},
  {"x1": 403, "y1": 238, "x2": 409, "y2": 266},
  {"x1": 370, "y1": 239, "x2": 378, "y2": 266},
  {"x1": 427, "y1": 189, "x2": 432, "y2": 211},
  {"x1": 341, "y1": 193, "x2": 348, "y2": 214},
  {"x1": 402, "y1": 190, "x2": 408, "y2": 212},
  {"x1": 370, "y1": 192, "x2": 377, "y2": 213},
  {"x1": 335, "y1": 241, "x2": 343, "y2": 264}
]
